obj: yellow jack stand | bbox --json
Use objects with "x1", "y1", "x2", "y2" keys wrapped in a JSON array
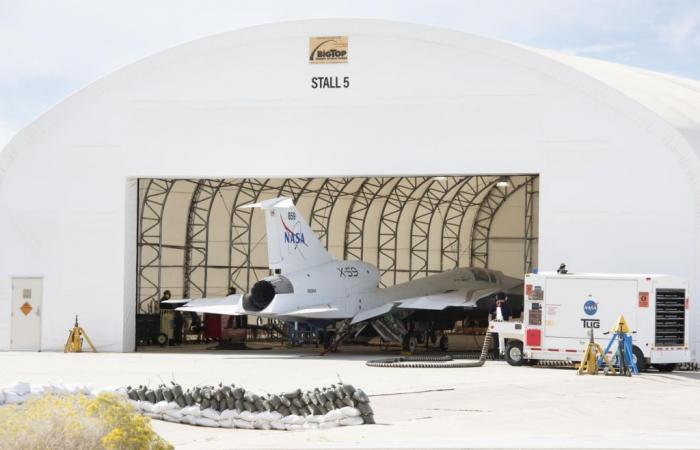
[
  {"x1": 64, "y1": 315, "x2": 97, "y2": 353},
  {"x1": 577, "y1": 329, "x2": 614, "y2": 375}
]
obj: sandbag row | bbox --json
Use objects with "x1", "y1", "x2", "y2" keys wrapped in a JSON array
[
  {"x1": 124, "y1": 382, "x2": 374, "y2": 430},
  {"x1": 0, "y1": 381, "x2": 122, "y2": 406}
]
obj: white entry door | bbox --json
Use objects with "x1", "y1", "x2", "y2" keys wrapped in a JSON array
[{"x1": 11, "y1": 278, "x2": 43, "y2": 351}]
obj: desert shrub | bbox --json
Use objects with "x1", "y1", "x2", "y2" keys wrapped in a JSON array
[{"x1": 0, "y1": 393, "x2": 172, "y2": 450}]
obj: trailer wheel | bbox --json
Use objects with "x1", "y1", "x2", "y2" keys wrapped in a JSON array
[
  {"x1": 653, "y1": 363, "x2": 677, "y2": 372},
  {"x1": 156, "y1": 333, "x2": 168, "y2": 347},
  {"x1": 505, "y1": 341, "x2": 525, "y2": 366},
  {"x1": 632, "y1": 346, "x2": 647, "y2": 371}
]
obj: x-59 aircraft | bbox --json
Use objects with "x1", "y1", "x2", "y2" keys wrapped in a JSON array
[{"x1": 174, "y1": 197, "x2": 523, "y2": 352}]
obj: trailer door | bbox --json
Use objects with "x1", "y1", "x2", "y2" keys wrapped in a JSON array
[{"x1": 544, "y1": 277, "x2": 638, "y2": 340}]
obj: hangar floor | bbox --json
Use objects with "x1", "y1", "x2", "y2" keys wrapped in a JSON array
[{"x1": 2, "y1": 350, "x2": 698, "y2": 449}]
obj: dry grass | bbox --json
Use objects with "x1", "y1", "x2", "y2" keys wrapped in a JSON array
[{"x1": 0, "y1": 392, "x2": 172, "y2": 450}]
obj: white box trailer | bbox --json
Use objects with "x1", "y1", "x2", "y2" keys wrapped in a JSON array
[{"x1": 490, "y1": 272, "x2": 691, "y2": 371}]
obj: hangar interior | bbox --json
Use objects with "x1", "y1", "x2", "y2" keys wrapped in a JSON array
[{"x1": 136, "y1": 174, "x2": 539, "y2": 346}]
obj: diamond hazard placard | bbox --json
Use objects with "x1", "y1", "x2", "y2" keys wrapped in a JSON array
[{"x1": 20, "y1": 302, "x2": 32, "y2": 315}]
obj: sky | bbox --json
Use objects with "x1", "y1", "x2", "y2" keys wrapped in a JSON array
[{"x1": 1, "y1": 0, "x2": 700, "y2": 149}]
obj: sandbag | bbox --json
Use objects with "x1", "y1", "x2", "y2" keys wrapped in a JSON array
[
  {"x1": 352, "y1": 389, "x2": 369, "y2": 403},
  {"x1": 285, "y1": 424, "x2": 304, "y2": 431},
  {"x1": 233, "y1": 419, "x2": 255, "y2": 429},
  {"x1": 201, "y1": 408, "x2": 221, "y2": 421},
  {"x1": 362, "y1": 414, "x2": 375, "y2": 424},
  {"x1": 3, "y1": 391, "x2": 23, "y2": 404},
  {"x1": 220, "y1": 409, "x2": 238, "y2": 420},
  {"x1": 139, "y1": 401, "x2": 154, "y2": 413},
  {"x1": 340, "y1": 416, "x2": 364, "y2": 426},
  {"x1": 6, "y1": 381, "x2": 30, "y2": 396},
  {"x1": 323, "y1": 409, "x2": 344, "y2": 422},
  {"x1": 271, "y1": 420, "x2": 286, "y2": 430},
  {"x1": 182, "y1": 415, "x2": 198, "y2": 426},
  {"x1": 165, "y1": 409, "x2": 184, "y2": 420},
  {"x1": 306, "y1": 415, "x2": 323, "y2": 424},
  {"x1": 182, "y1": 406, "x2": 201, "y2": 417},
  {"x1": 254, "y1": 420, "x2": 272, "y2": 430},
  {"x1": 163, "y1": 415, "x2": 181, "y2": 423},
  {"x1": 340, "y1": 406, "x2": 361, "y2": 417},
  {"x1": 196, "y1": 417, "x2": 220, "y2": 427},
  {"x1": 152, "y1": 401, "x2": 168, "y2": 414},
  {"x1": 239, "y1": 410, "x2": 256, "y2": 422},
  {"x1": 219, "y1": 418, "x2": 235, "y2": 428},
  {"x1": 320, "y1": 420, "x2": 340, "y2": 429},
  {"x1": 357, "y1": 403, "x2": 373, "y2": 415},
  {"x1": 144, "y1": 412, "x2": 163, "y2": 420},
  {"x1": 281, "y1": 414, "x2": 305, "y2": 425},
  {"x1": 303, "y1": 422, "x2": 319, "y2": 430}
]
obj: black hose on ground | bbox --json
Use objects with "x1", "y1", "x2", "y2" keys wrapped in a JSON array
[{"x1": 366, "y1": 332, "x2": 493, "y2": 368}]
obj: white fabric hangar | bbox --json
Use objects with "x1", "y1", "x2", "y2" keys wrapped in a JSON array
[{"x1": 1, "y1": 19, "x2": 699, "y2": 354}]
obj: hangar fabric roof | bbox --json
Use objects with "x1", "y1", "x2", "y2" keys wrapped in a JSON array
[
  {"x1": 1, "y1": 22, "x2": 700, "y2": 181},
  {"x1": 532, "y1": 48, "x2": 700, "y2": 155}
]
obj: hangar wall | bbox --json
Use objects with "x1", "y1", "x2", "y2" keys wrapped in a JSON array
[{"x1": 0, "y1": 19, "x2": 698, "y2": 353}]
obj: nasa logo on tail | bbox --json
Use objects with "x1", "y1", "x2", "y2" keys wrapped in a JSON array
[{"x1": 281, "y1": 217, "x2": 307, "y2": 247}]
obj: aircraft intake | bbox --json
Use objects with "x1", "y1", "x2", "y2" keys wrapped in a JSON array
[{"x1": 243, "y1": 275, "x2": 293, "y2": 312}]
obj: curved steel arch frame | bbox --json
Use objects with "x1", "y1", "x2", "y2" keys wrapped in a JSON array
[
  {"x1": 182, "y1": 179, "x2": 229, "y2": 298},
  {"x1": 469, "y1": 175, "x2": 538, "y2": 269},
  {"x1": 440, "y1": 176, "x2": 499, "y2": 271},
  {"x1": 228, "y1": 178, "x2": 271, "y2": 294},
  {"x1": 137, "y1": 178, "x2": 175, "y2": 313},
  {"x1": 376, "y1": 176, "x2": 432, "y2": 287},
  {"x1": 408, "y1": 176, "x2": 469, "y2": 280},
  {"x1": 308, "y1": 177, "x2": 354, "y2": 248},
  {"x1": 343, "y1": 177, "x2": 394, "y2": 261}
]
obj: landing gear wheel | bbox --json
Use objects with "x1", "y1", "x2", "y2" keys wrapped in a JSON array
[
  {"x1": 402, "y1": 334, "x2": 418, "y2": 353},
  {"x1": 653, "y1": 363, "x2": 677, "y2": 372},
  {"x1": 505, "y1": 341, "x2": 525, "y2": 366},
  {"x1": 632, "y1": 346, "x2": 647, "y2": 372},
  {"x1": 156, "y1": 333, "x2": 168, "y2": 347},
  {"x1": 439, "y1": 336, "x2": 449, "y2": 352}
]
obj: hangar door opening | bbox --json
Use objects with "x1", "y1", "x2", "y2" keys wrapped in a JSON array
[{"x1": 135, "y1": 175, "x2": 539, "y2": 347}]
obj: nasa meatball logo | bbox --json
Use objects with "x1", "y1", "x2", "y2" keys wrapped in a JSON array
[
  {"x1": 309, "y1": 36, "x2": 348, "y2": 64},
  {"x1": 583, "y1": 300, "x2": 598, "y2": 316}
]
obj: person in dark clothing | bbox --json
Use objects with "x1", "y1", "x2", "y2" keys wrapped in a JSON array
[
  {"x1": 173, "y1": 311, "x2": 184, "y2": 345},
  {"x1": 489, "y1": 292, "x2": 511, "y2": 358}
]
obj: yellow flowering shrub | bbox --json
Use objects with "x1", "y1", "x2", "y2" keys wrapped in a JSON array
[{"x1": 0, "y1": 393, "x2": 172, "y2": 450}]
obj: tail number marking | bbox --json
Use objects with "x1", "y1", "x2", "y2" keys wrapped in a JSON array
[{"x1": 338, "y1": 267, "x2": 359, "y2": 278}]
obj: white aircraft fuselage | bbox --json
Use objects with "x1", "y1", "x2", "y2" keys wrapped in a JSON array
[{"x1": 176, "y1": 197, "x2": 522, "y2": 329}]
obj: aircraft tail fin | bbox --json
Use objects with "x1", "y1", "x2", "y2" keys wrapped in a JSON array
[{"x1": 239, "y1": 197, "x2": 334, "y2": 273}]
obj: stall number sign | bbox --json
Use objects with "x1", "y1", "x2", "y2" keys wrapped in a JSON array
[
  {"x1": 309, "y1": 36, "x2": 350, "y2": 90},
  {"x1": 638, "y1": 292, "x2": 649, "y2": 308}
]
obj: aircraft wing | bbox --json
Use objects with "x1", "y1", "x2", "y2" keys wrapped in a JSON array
[
  {"x1": 175, "y1": 294, "x2": 245, "y2": 315},
  {"x1": 350, "y1": 288, "x2": 500, "y2": 324}
]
